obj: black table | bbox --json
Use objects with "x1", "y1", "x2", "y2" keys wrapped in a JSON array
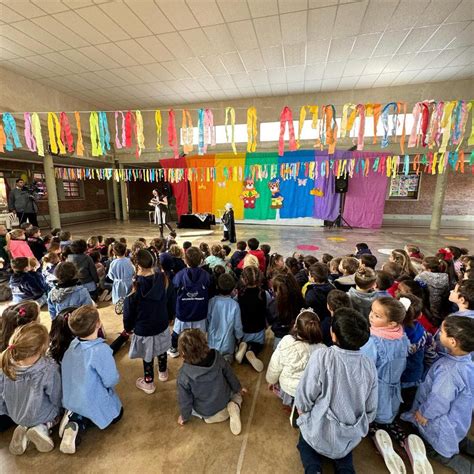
[{"x1": 178, "y1": 213, "x2": 216, "y2": 229}]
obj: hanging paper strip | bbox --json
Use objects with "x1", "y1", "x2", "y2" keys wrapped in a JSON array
[
  {"x1": 23, "y1": 112, "x2": 36, "y2": 152},
  {"x1": 356, "y1": 104, "x2": 365, "y2": 151},
  {"x1": 322, "y1": 105, "x2": 338, "y2": 154},
  {"x1": 154, "y1": 110, "x2": 162, "y2": 151},
  {"x1": 98, "y1": 111, "x2": 111, "y2": 153},
  {"x1": 428, "y1": 101, "x2": 443, "y2": 148},
  {"x1": 114, "y1": 111, "x2": 126, "y2": 149},
  {"x1": 135, "y1": 110, "x2": 145, "y2": 158},
  {"x1": 31, "y1": 113, "x2": 44, "y2": 157},
  {"x1": 247, "y1": 106, "x2": 257, "y2": 153},
  {"x1": 168, "y1": 109, "x2": 179, "y2": 159},
  {"x1": 60, "y1": 112, "x2": 74, "y2": 153},
  {"x1": 381, "y1": 102, "x2": 399, "y2": 148},
  {"x1": 0, "y1": 123, "x2": 6, "y2": 153},
  {"x1": 125, "y1": 111, "x2": 132, "y2": 148},
  {"x1": 74, "y1": 112, "x2": 84, "y2": 157},
  {"x1": 340, "y1": 103, "x2": 356, "y2": 138},
  {"x1": 198, "y1": 108, "x2": 205, "y2": 155},
  {"x1": 397, "y1": 102, "x2": 407, "y2": 153},
  {"x1": 365, "y1": 103, "x2": 381, "y2": 145},
  {"x1": 89, "y1": 111, "x2": 102, "y2": 157},
  {"x1": 439, "y1": 100, "x2": 457, "y2": 153},
  {"x1": 1, "y1": 113, "x2": 22, "y2": 152},
  {"x1": 182, "y1": 109, "x2": 193, "y2": 154},
  {"x1": 278, "y1": 106, "x2": 296, "y2": 156},
  {"x1": 225, "y1": 107, "x2": 237, "y2": 154},
  {"x1": 204, "y1": 108, "x2": 216, "y2": 151},
  {"x1": 420, "y1": 101, "x2": 431, "y2": 147},
  {"x1": 456, "y1": 100, "x2": 472, "y2": 150},
  {"x1": 47, "y1": 112, "x2": 65, "y2": 155},
  {"x1": 408, "y1": 102, "x2": 422, "y2": 148}
]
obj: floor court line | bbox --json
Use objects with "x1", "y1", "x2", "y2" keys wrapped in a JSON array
[{"x1": 236, "y1": 371, "x2": 263, "y2": 474}]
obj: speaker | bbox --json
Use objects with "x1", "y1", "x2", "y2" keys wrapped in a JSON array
[{"x1": 335, "y1": 175, "x2": 349, "y2": 193}]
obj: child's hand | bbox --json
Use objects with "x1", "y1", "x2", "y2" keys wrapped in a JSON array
[
  {"x1": 414, "y1": 410, "x2": 428, "y2": 426},
  {"x1": 177, "y1": 415, "x2": 186, "y2": 426},
  {"x1": 240, "y1": 388, "x2": 249, "y2": 396}
]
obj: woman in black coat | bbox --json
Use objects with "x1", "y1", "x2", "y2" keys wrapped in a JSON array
[{"x1": 221, "y1": 203, "x2": 236, "y2": 243}]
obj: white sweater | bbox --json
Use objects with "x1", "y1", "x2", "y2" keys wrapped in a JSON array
[{"x1": 266, "y1": 335, "x2": 325, "y2": 397}]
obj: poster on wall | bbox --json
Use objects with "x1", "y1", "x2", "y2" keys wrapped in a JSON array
[{"x1": 388, "y1": 173, "x2": 421, "y2": 200}]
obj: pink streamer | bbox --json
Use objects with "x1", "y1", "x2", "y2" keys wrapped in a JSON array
[
  {"x1": 23, "y1": 112, "x2": 36, "y2": 152},
  {"x1": 356, "y1": 104, "x2": 365, "y2": 151},
  {"x1": 408, "y1": 102, "x2": 422, "y2": 148},
  {"x1": 115, "y1": 111, "x2": 126, "y2": 149},
  {"x1": 278, "y1": 106, "x2": 297, "y2": 156}
]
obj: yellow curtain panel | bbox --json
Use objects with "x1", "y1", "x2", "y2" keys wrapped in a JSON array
[{"x1": 213, "y1": 152, "x2": 246, "y2": 220}]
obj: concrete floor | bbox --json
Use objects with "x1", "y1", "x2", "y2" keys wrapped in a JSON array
[{"x1": 1, "y1": 220, "x2": 472, "y2": 473}]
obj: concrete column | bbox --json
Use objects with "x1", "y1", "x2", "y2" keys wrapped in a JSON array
[
  {"x1": 119, "y1": 164, "x2": 129, "y2": 222},
  {"x1": 43, "y1": 154, "x2": 61, "y2": 229},
  {"x1": 430, "y1": 167, "x2": 449, "y2": 232}
]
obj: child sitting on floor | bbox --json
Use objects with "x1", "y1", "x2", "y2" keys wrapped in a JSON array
[
  {"x1": 230, "y1": 241, "x2": 247, "y2": 269},
  {"x1": 401, "y1": 316, "x2": 474, "y2": 473},
  {"x1": 334, "y1": 257, "x2": 359, "y2": 291},
  {"x1": 48, "y1": 262, "x2": 94, "y2": 320},
  {"x1": 0, "y1": 322, "x2": 61, "y2": 455},
  {"x1": 236, "y1": 266, "x2": 268, "y2": 372},
  {"x1": 355, "y1": 242, "x2": 372, "y2": 258},
  {"x1": 321, "y1": 290, "x2": 352, "y2": 346},
  {"x1": 177, "y1": 329, "x2": 246, "y2": 436},
  {"x1": 67, "y1": 240, "x2": 99, "y2": 300},
  {"x1": 60, "y1": 306, "x2": 123, "y2": 454},
  {"x1": 348, "y1": 267, "x2": 380, "y2": 319},
  {"x1": 328, "y1": 257, "x2": 342, "y2": 284},
  {"x1": 266, "y1": 309, "x2": 324, "y2": 417},
  {"x1": 0, "y1": 301, "x2": 40, "y2": 352},
  {"x1": 59, "y1": 231, "x2": 72, "y2": 251},
  {"x1": 361, "y1": 297, "x2": 409, "y2": 442},
  {"x1": 42, "y1": 251, "x2": 60, "y2": 290},
  {"x1": 449, "y1": 279, "x2": 474, "y2": 318},
  {"x1": 295, "y1": 308, "x2": 378, "y2": 473},
  {"x1": 304, "y1": 263, "x2": 335, "y2": 321},
  {"x1": 7, "y1": 229, "x2": 34, "y2": 259},
  {"x1": 375, "y1": 270, "x2": 394, "y2": 297},
  {"x1": 26, "y1": 227, "x2": 47, "y2": 262},
  {"x1": 237, "y1": 238, "x2": 265, "y2": 272},
  {"x1": 9, "y1": 257, "x2": 48, "y2": 306},
  {"x1": 123, "y1": 250, "x2": 175, "y2": 394},
  {"x1": 207, "y1": 273, "x2": 243, "y2": 364}
]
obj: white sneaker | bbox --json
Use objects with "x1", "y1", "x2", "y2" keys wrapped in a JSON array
[
  {"x1": 374, "y1": 430, "x2": 407, "y2": 474},
  {"x1": 59, "y1": 410, "x2": 73, "y2": 438},
  {"x1": 136, "y1": 377, "x2": 156, "y2": 394},
  {"x1": 227, "y1": 401, "x2": 242, "y2": 435},
  {"x1": 9, "y1": 425, "x2": 28, "y2": 455},
  {"x1": 235, "y1": 342, "x2": 247, "y2": 364},
  {"x1": 26, "y1": 424, "x2": 54, "y2": 452},
  {"x1": 245, "y1": 350, "x2": 264, "y2": 372},
  {"x1": 405, "y1": 434, "x2": 433, "y2": 474},
  {"x1": 60, "y1": 422, "x2": 79, "y2": 454},
  {"x1": 167, "y1": 347, "x2": 179, "y2": 358}
]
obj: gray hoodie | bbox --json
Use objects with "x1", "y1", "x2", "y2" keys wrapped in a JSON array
[
  {"x1": 415, "y1": 271, "x2": 450, "y2": 319},
  {"x1": 8, "y1": 187, "x2": 39, "y2": 214},
  {"x1": 348, "y1": 288, "x2": 381, "y2": 318},
  {"x1": 0, "y1": 356, "x2": 61, "y2": 427},
  {"x1": 177, "y1": 350, "x2": 241, "y2": 421}
]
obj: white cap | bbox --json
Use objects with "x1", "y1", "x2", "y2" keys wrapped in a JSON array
[{"x1": 225, "y1": 202, "x2": 233, "y2": 209}]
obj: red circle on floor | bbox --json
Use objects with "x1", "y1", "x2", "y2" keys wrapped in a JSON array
[{"x1": 297, "y1": 244, "x2": 320, "y2": 251}]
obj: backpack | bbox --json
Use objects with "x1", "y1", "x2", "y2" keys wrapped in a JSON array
[{"x1": 176, "y1": 268, "x2": 209, "y2": 321}]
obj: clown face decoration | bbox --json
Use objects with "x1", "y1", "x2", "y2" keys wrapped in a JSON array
[{"x1": 240, "y1": 177, "x2": 260, "y2": 209}]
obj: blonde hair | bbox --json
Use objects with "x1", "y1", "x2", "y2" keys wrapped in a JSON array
[
  {"x1": 391, "y1": 249, "x2": 417, "y2": 277},
  {"x1": 243, "y1": 254, "x2": 259, "y2": 269},
  {"x1": 9, "y1": 229, "x2": 25, "y2": 240},
  {"x1": 1, "y1": 322, "x2": 49, "y2": 380},
  {"x1": 169, "y1": 244, "x2": 184, "y2": 258}
]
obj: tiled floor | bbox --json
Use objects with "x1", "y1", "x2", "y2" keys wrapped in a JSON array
[{"x1": 1, "y1": 220, "x2": 472, "y2": 473}]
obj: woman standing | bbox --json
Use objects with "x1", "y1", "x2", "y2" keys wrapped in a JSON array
[
  {"x1": 221, "y1": 203, "x2": 236, "y2": 243},
  {"x1": 149, "y1": 189, "x2": 173, "y2": 238}
]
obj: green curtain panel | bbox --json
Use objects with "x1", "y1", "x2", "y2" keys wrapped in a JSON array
[{"x1": 243, "y1": 152, "x2": 279, "y2": 220}]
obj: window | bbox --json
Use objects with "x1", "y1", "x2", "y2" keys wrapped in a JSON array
[{"x1": 63, "y1": 180, "x2": 81, "y2": 198}]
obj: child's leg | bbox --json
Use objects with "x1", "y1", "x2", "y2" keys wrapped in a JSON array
[
  {"x1": 157, "y1": 353, "x2": 169, "y2": 381},
  {"x1": 332, "y1": 451, "x2": 355, "y2": 474},
  {"x1": 297, "y1": 432, "x2": 323, "y2": 473},
  {"x1": 143, "y1": 359, "x2": 154, "y2": 383}
]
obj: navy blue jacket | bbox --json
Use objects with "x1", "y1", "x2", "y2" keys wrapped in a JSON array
[
  {"x1": 123, "y1": 271, "x2": 175, "y2": 336},
  {"x1": 10, "y1": 270, "x2": 48, "y2": 302}
]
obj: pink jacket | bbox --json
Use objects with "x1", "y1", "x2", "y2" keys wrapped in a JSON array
[{"x1": 8, "y1": 240, "x2": 34, "y2": 259}]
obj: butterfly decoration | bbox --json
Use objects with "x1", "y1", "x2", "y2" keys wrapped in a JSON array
[
  {"x1": 310, "y1": 188, "x2": 324, "y2": 197},
  {"x1": 298, "y1": 178, "x2": 308, "y2": 187},
  {"x1": 217, "y1": 181, "x2": 226, "y2": 188}
]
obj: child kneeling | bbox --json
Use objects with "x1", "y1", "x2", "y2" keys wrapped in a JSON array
[
  {"x1": 295, "y1": 308, "x2": 378, "y2": 473},
  {"x1": 177, "y1": 329, "x2": 246, "y2": 435},
  {"x1": 60, "y1": 306, "x2": 123, "y2": 454},
  {"x1": 0, "y1": 322, "x2": 62, "y2": 455}
]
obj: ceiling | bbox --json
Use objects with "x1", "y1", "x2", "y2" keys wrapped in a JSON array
[{"x1": 0, "y1": 0, "x2": 473, "y2": 109}]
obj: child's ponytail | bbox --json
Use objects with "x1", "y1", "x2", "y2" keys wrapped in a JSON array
[{"x1": 0, "y1": 322, "x2": 49, "y2": 380}]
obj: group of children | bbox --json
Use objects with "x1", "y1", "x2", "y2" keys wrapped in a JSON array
[{"x1": 1, "y1": 227, "x2": 474, "y2": 473}]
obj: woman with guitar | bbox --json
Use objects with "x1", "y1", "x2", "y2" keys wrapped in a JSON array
[{"x1": 149, "y1": 189, "x2": 174, "y2": 238}]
